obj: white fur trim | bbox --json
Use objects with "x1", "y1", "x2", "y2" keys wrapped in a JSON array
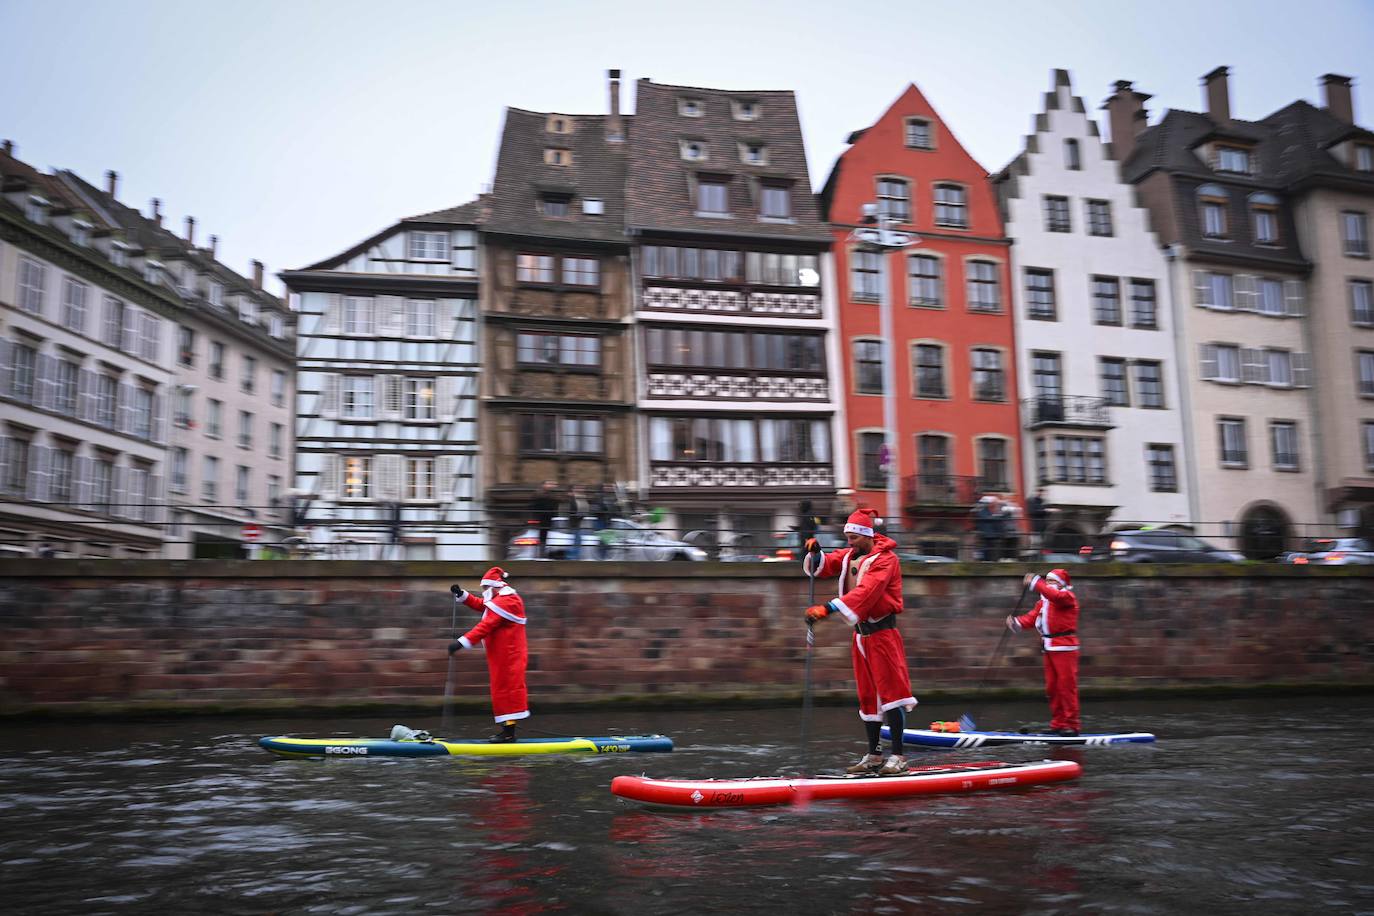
[
  {"x1": 1046, "y1": 572, "x2": 1067, "y2": 586},
  {"x1": 831, "y1": 598, "x2": 859, "y2": 625},
  {"x1": 481, "y1": 578, "x2": 509, "y2": 588},
  {"x1": 484, "y1": 600, "x2": 527, "y2": 625},
  {"x1": 1043, "y1": 644, "x2": 1079, "y2": 652},
  {"x1": 458, "y1": 636, "x2": 473, "y2": 649},
  {"x1": 858, "y1": 711, "x2": 884, "y2": 722},
  {"x1": 492, "y1": 710, "x2": 530, "y2": 723},
  {"x1": 880, "y1": 696, "x2": 918, "y2": 713},
  {"x1": 843, "y1": 522, "x2": 874, "y2": 537}
]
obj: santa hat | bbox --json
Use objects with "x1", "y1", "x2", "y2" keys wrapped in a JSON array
[
  {"x1": 1046, "y1": 568, "x2": 1071, "y2": 587},
  {"x1": 843, "y1": 508, "x2": 882, "y2": 537},
  {"x1": 481, "y1": 566, "x2": 511, "y2": 588}
]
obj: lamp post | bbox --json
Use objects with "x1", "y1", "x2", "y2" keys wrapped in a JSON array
[{"x1": 850, "y1": 204, "x2": 919, "y2": 526}]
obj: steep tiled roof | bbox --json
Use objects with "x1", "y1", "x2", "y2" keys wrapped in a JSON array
[
  {"x1": 483, "y1": 109, "x2": 630, "y2": 244},
  {"x1": 624, "y1": 79, "x2": 830, "y2": 243},
  {"x1": 0, "y1": 148, "x2": 110, "y2": 223},
  {"x1": 404, "y1": 196, "x2": 487, "y2": 225},
  {"x1": 1258, "y1": 100, "x2": 1374, "y2": 189}
]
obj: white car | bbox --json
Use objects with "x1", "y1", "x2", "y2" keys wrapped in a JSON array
[
  {"x1": 1286, "y1": 538, "x2": 1374, "y2": 566},
  {"x1": 507, "y1": 517, "x2": 707, "y2": 561}
]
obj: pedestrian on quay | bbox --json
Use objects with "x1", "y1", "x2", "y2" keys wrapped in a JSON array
[
  {"x1": 1007, "y1": 568, "x2": 1081, "y2": 737},
  {"x1": 449, "y1": 566, "x2": 529, "y2": 742},
  {"x1": 1026, "y1": 490, "x2": 1049, "y2": 552},
  {"x1": 973, "y1": 496, "x2": 1002, "y2": 560},
  {"x1": 565, "y1": 485, "x2": 590, "y2": 560},
  {"x1": 530, "y1": 480, "x2": 559, "y2": 559},
  {"x1": 802, "y1": 507, "x2": 917, "y2": 776},
  {"x1": 593, "y1": 483, "x2": 616, "y2": 560}
]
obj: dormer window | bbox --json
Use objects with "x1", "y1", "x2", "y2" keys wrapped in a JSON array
[
  {"x1": 760, "y1": 183, "x2": 791, "y2": 220},
  {"x1": 679, "y1": 98, "x2": 703, "y2": 118},
  {"x1": 239, "y1": 296, "x2": 258, "y2": 324},
  {"x1": 25, "y1": 195, "x2": 49, "y2": 225},
  {"x1": 1198, "y1": 184, "x2": 1229, "y2": 239},
  {"x1": 680, "y1": 140, "x2": 708, "y2": 161},
  {"x1": 546, "y1": 115, "x2": 571, "y2": 134},
  {"x1": 544, "y1": 147, "x2": 571, "y2": 166},
  {"x1": 732, "y1": 100, "x2": 759, "y2": 121},
  {"x1": 208, "y1": 280, "x2": 223, "y2": 307},
  {"x1": 110, "y1": 240, "x2": 129, "y2": 268},
  {"x1": 697, "y1": 177, "x2": 730, "y2": 216},
  {"x1": 144, "y1": 259, "x2": 163, "y2": 284},
  {"x1": 740, "y1": 142, "x2": 767, "y2": 165},
  {"x1": 1356, "y1": 144, "x2": 1374, "y2": 173},
  {"x1": 1216, "y1": 145, "x2": 1252, "y2": 175},
  {"x1": 582, "y1": 198, "x2": 604, "y2": 216},
  {"x1": 1249, "y1": 192, "x2": 1280, "y2": 245},
  {"x1": 268, "y1": 313, "x2": 284, "y2": 339},
  {"x1": 71, "y1": 219, "x2": 92, "y2": 247},
  {"x1": 905, "y1": 118, "x2": 934, "y2": 150},
  {"x1": 539, "y1": 194, "x2": 571, "y2": 217},
  {"x1": 408, "y1": 230, "x2": 447, "y2": 260}
]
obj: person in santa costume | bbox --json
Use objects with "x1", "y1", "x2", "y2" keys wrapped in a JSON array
[
  {"x1": 802, "y1": 508, "x2": 917, "y2": 775},
  {"x1": 1007, "y1": 568, "x2": 1080, "y2": 736},
  {"x1": 449, "y1": 566, "x2": 529, "y2": 742}
]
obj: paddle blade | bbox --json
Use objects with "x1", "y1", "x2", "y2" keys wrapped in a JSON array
[{"x1": 958, "y1": 713, "x2": 976, "y2": 732}]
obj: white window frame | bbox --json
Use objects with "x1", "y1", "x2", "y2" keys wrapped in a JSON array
[{"x1": 408, "y1": 230, "x2": 447, "y2": 261}]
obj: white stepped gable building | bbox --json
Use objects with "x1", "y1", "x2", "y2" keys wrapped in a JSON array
[
  {"x1": 995, "y1": 70, "x2": 1192, "y2": 543},
  {"x1": 282, "y1": 204, "x2": 484, "y2": 560}
]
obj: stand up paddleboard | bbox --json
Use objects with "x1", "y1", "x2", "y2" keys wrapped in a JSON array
[
  {"x1": 611, "y1": 759, "x2": 1080, "y2": 808},
  {"x1": 883, "y1": 725, "x2": 1155, "y2": 749},
  {"x1": 259, "y1": 733, "x2": 674, "y2": 759}
]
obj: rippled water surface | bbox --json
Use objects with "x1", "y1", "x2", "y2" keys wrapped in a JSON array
[{"x1": 3, "y1": 697, "x2": 1373, "y2": 914}]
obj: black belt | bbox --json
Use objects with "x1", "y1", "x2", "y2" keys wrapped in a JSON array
[
  {"x1": 1045, "y1": 630, "x2": 1076, "y2": 638},
  {"x1": 855, "y1": 616, "x2": 897, "y2": 636}
]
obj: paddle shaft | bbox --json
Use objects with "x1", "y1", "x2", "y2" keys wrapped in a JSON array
[
  {"x1": 800, "y1": 558, "x2": 818, "y2": 771},
  {"x1": 440, "y1": 593, "x2": 459, "y2": 736},
  {"x1": 961, "y1": 582, "x2": 1032, "y2": 726}
]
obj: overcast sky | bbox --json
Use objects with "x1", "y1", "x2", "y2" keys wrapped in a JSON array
[{"x1": 3, "y1": 0, "x2": 1371, "y2": 296}]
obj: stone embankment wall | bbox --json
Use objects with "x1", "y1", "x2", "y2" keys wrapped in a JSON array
[{"x1": 1, "y1": 560, "x2": 1370, "y2": 716}]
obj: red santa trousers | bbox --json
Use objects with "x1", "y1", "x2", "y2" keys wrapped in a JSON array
[
  {"x1": 851, "y1": 629, "x2": 916, "y2": 722},
  {"x1": 1044, "y1": 650, "x2": 1080, "y2": 732}
]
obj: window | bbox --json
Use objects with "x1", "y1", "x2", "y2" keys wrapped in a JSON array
[
  {"x1": 1217, "y1": 146, "x2": 1251, "y2": 174},
  {"x1": 917, "y1": 434, "x2": 949, "y2": 480},
  {"x1": 131, "y1": 387, "x2": 153, "y2": 440},
  {"x1": 1042, "y1": 435, "x2": 1106, "y2": 484},
  {"x1": 267, "y1": 474, "x2": 281, "y2": 507},
  {"x1": 103, "y1": 297, "x2": 125, "y2": 348},
  {"x1": 405, "y1": 299, "x2": 435, "y2": 337},
  {"x1": 544, "y1": 147, "x2": 571, "y2": 166},
  {"x1": 1198, "y1": 184, "x2": 1228, "y2": 238},
  {"x1": 208, "y1": 281, "x2": 223, "y2": 308},
  {"x1": 851, "y1": 250, "x2": 881, "y2": 301},
  {"x1": 1365, "y1": 421, "x2": 1374, "y2": 471},
  {"x1": 1032, "y1": 352, "x2": 1063, "y2": 400},
  {"x1": 1201, "y1": 343, "x2": 1242, "y2": 383},
  {"x1": 908, "y1": 254, "x2": 942, "y2": 307},
  {"x1": 854, "y1": 340, "x2": 884, "y2": 394},
  {"x1": 1130, "y1": 279, "x2": 1158, "y2": 328},
  {"x1": 271, "y1": 369, "x2": 287, "y2": 407},
  {"x1": 516, "y1": 254, "x2": 555, "y2": 283},
  {"x1": 517, "y1": 333, "x2": 601, "y2": 367},
  {"x1": 680, "y1": 140, "x2": 707, "y2": 161},
  {"x1": 1043, "y1": 195, "x2": 1071, "y2": 232},
  {"x1": 1353, "y1": 281, "x2": 1374, "y2": 326},
  {"x1": 171, "y1": 447, "x2": 188, "y2": 493},
  {"x1": 202, "y1": 455, "x2": 219, "y2": 501},
  {"x1": 678, "y1": 98, "x2": 703, "y2": 117},
  {"x1": 582, "y1": 198, "x2": 604, "y2": 216},
  {"x1": 1135, "y1": 361, "x2": 1165, "y2": 408},
  {"x1": 138, "y1": 313, "x2": 161, "y2": 362},
  {"x1": 1146, "y1": 444, "x2": 1177, "y2": 492},
  {"x1": 1100, "y1": 357, "x2": 1129, "y2": 406},
  {"x1": 978, "y1": 439, "x2": 1010, "y2": 490},
  {"x1": 9, "y1": 340, "x2": 37, "y2": 403},
  {"x1": 649, "y1": 416, "x2": 758, "y2": 463},
  {"x1": 342, "y1": 455, "x2": 371, "y2": 499},
  {"x1": 1092, "y1": 276, "x2": 1122, "y2": 325},
  {"x1": 241, "y1": 355, "x2": 256, "y2": 393},
  {"x1": 236, "y1": 466, "x2": 250, "y2": 503},
  {"x1": 406, "y1": 457, "x2": 435, "y2": 501},
  {"x1": 760, "y1": 185, "x2": 790, "y2": 219},
  {"x1": 697, "y1": 179, "x2": 729, "y2": 214},
  {"x1": 206, "y1": 398, "x2": 222, "y2": 438},
  {"x1": 1, "y1": 436, "x2": 31, "y2": 495},
  {"x1": 269, "y1": 422, "x2": 283, "y2": 459},
  {"x1": 404, "y1": 377, "x2": 436, "y2": 420},
  {"x1": 732, "y1": 100, "x2": 758, "y2": 121},
  {"x1": 173, "y1": 386, "x2": 193, "y2": 426},
  {"x1": 966, "y1": 261, "x2": 1000, "y2": 312},
  {"x1": 18, "y1": 257, "x2": 46, "y2": 314},
  {"x1": 1218, "y1": 417, "x2": 1248, "y2": 467},
  {"x1": 906, "y1": 118, "x2": 933, "y2": 149},
  {"x1": 92, "y1": 457, "x2": 114, "y2": 510},
  {"x1": 1064, "y1": 138, "x2": 1081, "y2": 170},
  {"x1": 540, "y1": 194, "x2": 570, "y2": 217},
  {"x1": 1357, "y1": 145, "x2": 1374, "y2": 173},
  {"x1": 1250, "y1": 192, "x2": 1280, "y2": 244},
  {"x1": 859, "y1": 431, "x2": 887, "y2": 488},
  {"x1": 342, "y1": 376, "x2": 374, "y2": 418},
  {"x1": 1270, "y1": 421, "x2": 1300, "y2": 471},
  {"x1": 1196, "y1": 270, "x2": 1234, "y2": 309},
  {"x1": 1025, "y1": 268, "x2": 1056, "y2": 320},
  {"x1": 876, "y1": 178, "x2": 910, "y2": 221},
  {"x1": 342, "y1": 296, "x2": 374, "y2": 334},
  {"x1": 741, "y1": 143, "x2": 767, "y2": 165},
  {"x1": 176, "y1": 326, "x2": 195, "y2": 367},
  {"x1": 269, "y1": 313, "x2": 285, "y2": 339},
  {"x1": 94, "y1": 375, "x2": 116, "y2": 427},
  {"x1": 547, "y1": 115, "x2": 569, "y2": 134},
  {"x1": 560, "y1": 416, "x2": 604, "y2": 454},
  {"x1": 62, "y1": 278, "x2": 88, "y2": 332},
  {"x1": 914, "y1": 344, "x2": 946, "y2": 398},
  {"x1": 972, "y1": 348, "x2": 1004, "y2": 401},
  {"x1": 209, "y1": 341, "x2": 225, "y2": 379},
  {"x1": 452, "y1": 231, "x2": 477, "y2": 273},
  {"x1": 562, "y1": 257, "x2": 600, "y2": 287},
  {"x1": 238, "y1": 410, "x2": 253, "y2": 448},
  {"x1": 239, "y1": 297, "x2": 258, "y2": 325},
  {"x1": 48, "y1": 446, "x2": 74, "y2": 503},
  {"x1": 934, "y1": 184, "x2": 967, "y2": 228},
  {"x1": 1263, "y1": 349, "x2": 1294, "y2": 387},
  {"x1": 1359, "y1": 351, "x2": 1374, "y2": 396},
  {"x1": 1343, "y1": 211, "x2": 1369, "y2": 256},
  {"x1": 1086, "y1": 199, "x2": 1113, "y2": 237},
  {"x1": 54, "y1": 359, "x2": 78, "y2": 415}
]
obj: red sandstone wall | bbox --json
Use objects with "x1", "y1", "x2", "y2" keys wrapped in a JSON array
[{"x1": 0, "y1": 561, "x2": 1370, "y2": 715}]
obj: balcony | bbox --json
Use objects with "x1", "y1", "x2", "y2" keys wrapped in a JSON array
[
  {"x1": 1022, "y1": 396, "x2": 1114, "y2": 430},
  {"x1": 902, "y1": 473, "x2": 985, "y2": 508}
]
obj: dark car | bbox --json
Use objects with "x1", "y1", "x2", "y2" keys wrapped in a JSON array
[
  {"x1": 1284, "y1": 537, "x2": 1374, "y2": 566},
  {"x1": 1094, "y1": 529, "x2": 1244, "y2": 563}
]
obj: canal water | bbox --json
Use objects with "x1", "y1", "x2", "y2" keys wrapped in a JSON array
[{"x1": 2, "y1": 696, "x2": 1372, "y2": 914}]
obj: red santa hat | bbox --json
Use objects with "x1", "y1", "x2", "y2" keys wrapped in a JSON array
[
  {"x1": 843, "y1": 508, "x2": 882, "y2": 538},
  {"x1": 1046, "y1": 568, "x2": 1071, "y2": 586},
  {"x1": 481, "y1": 566, "x2": 511, "y2": 588}
]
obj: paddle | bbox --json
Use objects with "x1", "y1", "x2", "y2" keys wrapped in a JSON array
[
  {"x1": 441, "y1": 584, "x2": 462, "y2": 737},
  {"x1": 958, "y1": 581, "x2": 1032, "y2": 732},
  {"x1": 800, "y1": 548, "x2": 819, "y2": 774}
]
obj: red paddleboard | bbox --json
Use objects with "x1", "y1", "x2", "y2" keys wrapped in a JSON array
[{"x1": 611, "y1": 759, "x2": 1081, "y2": 808}]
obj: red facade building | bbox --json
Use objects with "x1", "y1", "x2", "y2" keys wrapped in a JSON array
[{"x1": 821, "y1": 84, "x2": 1024, "y2": 555}]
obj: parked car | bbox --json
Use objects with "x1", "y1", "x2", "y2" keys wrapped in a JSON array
[
  {"x1": 507, "y1": 517, "x2": 707, "y2": 561},
  {"x1": 1284, "y1": 537, "x2": 1374, "y2": 566},
  {"x1": 895, "y1": 552, "x2": 958, "y2": 564},
  {"x1": 1092, "y1": 529, "x2": 1244, "y2": 563}
]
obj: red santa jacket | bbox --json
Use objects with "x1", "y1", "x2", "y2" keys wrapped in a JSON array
[
  {"x1": 1011, "y1": 574, "x2": 1079, "y2": 652},
  {"x1": 804, "y1": 533, "x2": 904, "y2": 627},
  {"x1": 455, "y1": 585, "x2": 527, "y2": 649}
]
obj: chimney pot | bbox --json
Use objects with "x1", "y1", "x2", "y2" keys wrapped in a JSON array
[
  {"x1": 1104, "y1": 80, "x2": 1151, "y2": 161},
  {"x1": 106, "y1": 169, "x2": 118, "y2": 197},
  {"x1": 1322, "y1": 73, "x2": 1354, "y2": 124},
  {"x1": 2, "y1": 140, "x2": 13, "y2": 156},
  {"x1": 209, "y1": 234, "x2": 218, "y2": 258},
  {"x1": 185, "y1": 215, "x2": 196, "y2": 245},
  {"x1": 1203, "y1": 66, "x2": 1231, "y2": 123},
  {"x1": 252, "y1": 259, "x2": 264, "y2": 290},
  {"x1": 607, "y1": 68, "x2": 624, "y2": 142},
  {"x1": 151, "y1": 198, "x2": 162, "y2": 226}
]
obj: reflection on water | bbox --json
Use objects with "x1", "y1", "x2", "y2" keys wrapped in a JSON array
[{"x1": 1, "y1": 697, "x2": 1372, "y2": 914}]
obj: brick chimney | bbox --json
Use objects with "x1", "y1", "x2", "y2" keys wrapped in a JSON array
[
  {"x1": 1103, "y1": 80, "x2": 1153, "y2": 161},
  {"x1": 607, "y1": 69, "x2": 624, "y2": 142},
  {"x1": 252, "y1": 259, "x2": 264, "y2": 290},
  {"x1": 151, "y1": 198, "x2": 162, "y2": 226},
  {"x1": 1203, "y1": 66, "x2": 1231, "y2": 123},
  {"x1": 106, "y1": 169, "x2": 118, "y2": 197},
  {"x1": 209, "y1": 234, "x2": 218, "y2": 258},
  {"x1": 1322, "y1": 74, "x2": 1354, "y2": 124},
  {"x1": 185, "y1": 215, "x2": 196, "y2": 245}
]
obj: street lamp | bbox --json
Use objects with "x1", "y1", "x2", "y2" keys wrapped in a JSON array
[{"x1": 850, "y1": 203, "x2": 919, "y2": 527}]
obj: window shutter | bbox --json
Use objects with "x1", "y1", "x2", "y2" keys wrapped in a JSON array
[
  {"x1": 1199, "y1": 344, "x2": 1219, "y2": 380},
  {"x1": 149, "y1": 473, "x2": 164, "y2": 515},
  {"x1": 379, "y1": 375, "x2": 400, "y2": 420},
  {"x1": 1284, "y1": 279, "x2": 1306, "y2": 317},
  {"x1": 436, "y1": 376, "x2": 455, "y2": 422},
  {"x1": 116, "y1": 383, "x2": 133, "y2": 435},
  {"x1": 151, "y1": 393, "x2": 167, "y2": 445},
  {"x1": 1241, "y1": 348, "x2": 1266, "y2": 384},
  {"x1": 1235, "y1": 274, "x2": 1256, "y2": 312},
  {"x1": 111, "y1": 464, "x2": 128, "y2": 517},
  {"x1": 438, "y1": 455, "x2": 456, "y2": 503},
  {"x1": 77, "y1": 368, "x2": 95, "y2": 422},
  {"x1": 1193, "y1": 270, "x2": 1211, "y2": 307},
  {"x1": 377, "y1": 296, "x2": 403, "y2": 336},
  {"x1": 122, "y1": 307, "x2": 140, "y2": 354},
  {"x1": 324, "y1": 294, "x2": 341, "y2": 334},
  {"x1": 75, "y1": 455, "x2": 93, "y2": 511},
  {"x1": 1292, "y1": 351, "x2": 1313, "y2": 389},
  {"x1": 319, "y1": 454, "x2": 339, "y2": 500},
  {"x1": 379, "y1": 454, "x2": 403, "y2": 500},
  {"x1": 34, "y1": 353, "x2": 56, "y2": 411},
  {"x1": 28, "y1": 444, "x2": 51, "y2": 502},
  {"x1": 0, "y1": 341, "x2": 10, "y2": 398},
  {"x1": 321, "y1": 374, "x2": 340, "y2": 419}
]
